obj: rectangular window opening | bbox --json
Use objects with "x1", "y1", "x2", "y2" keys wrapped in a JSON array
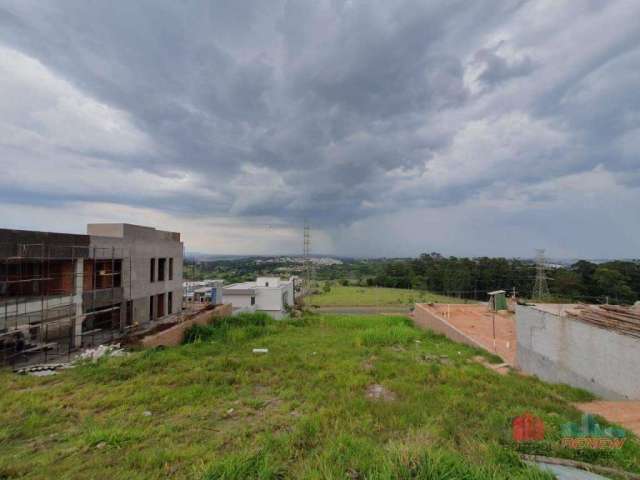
[
  {"x1": 158, "y1": 258, "x2": 166, "y2": 282},
  {"x1": 150, "y1": 258, "x2": 156, "y2": 283}
]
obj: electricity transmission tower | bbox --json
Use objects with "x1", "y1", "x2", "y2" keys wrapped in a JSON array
[
  {"x1": 532, "y1": 249, "x2": 550, "y2": 300},
  {"x1": 303, "y1": 220, "x2": 312, "y2": 294}
]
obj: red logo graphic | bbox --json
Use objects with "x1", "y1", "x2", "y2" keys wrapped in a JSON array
[{"x1": 512, "y1": 412, "x2": 545, "y2": 442}]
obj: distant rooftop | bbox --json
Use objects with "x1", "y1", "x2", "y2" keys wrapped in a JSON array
[{"x1": 225, "y1": 281, "x2": 257, "y2": 290}]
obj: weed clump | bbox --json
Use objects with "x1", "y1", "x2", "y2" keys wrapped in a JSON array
[
  {"x1": 183, "y1": 312, "x2": 273, "y2": 344},
  {"x1": 358, "y1": 325, "x2": 419, "y2": 347}
]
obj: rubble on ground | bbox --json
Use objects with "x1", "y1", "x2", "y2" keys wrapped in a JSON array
[
  {"x1": 15, "y1": 363, "x2": 73, "y2": 376},
  {"x1": 76, "y1": 344, "x2": 127, "y2": 362},
  {"x1": 15, "y1": 343, "x2": 127, "y2": 375}
]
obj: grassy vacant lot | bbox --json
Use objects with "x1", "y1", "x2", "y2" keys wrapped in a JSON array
[
  {"x1": 309, "y1": 285, "x2": 465, "y2": 307},
  {"x1": 1, "y1": 313, "x2": 638, "y2": 479}
]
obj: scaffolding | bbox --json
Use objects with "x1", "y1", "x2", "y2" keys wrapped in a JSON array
[{"x1": 0, "y1": 241, "x2": 131, "y2": 368}]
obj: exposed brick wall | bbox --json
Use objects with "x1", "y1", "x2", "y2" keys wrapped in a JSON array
[
  {"x1": 139, "y1": 303, "x2": 232, "y2": 348},
  {"x1": 48, "y1": 260, "x2": 75, "y2": 295},
  {"x1": 413, "y1": 304, "x2": 486, "y2": 351},
  {"x1": 83, "y1": 260, "x2": 94, "y2": 291}
]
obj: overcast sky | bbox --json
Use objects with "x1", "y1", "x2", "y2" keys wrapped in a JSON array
[{"x1": 0, "y1": 1, "x2": 638, "y2": 258}]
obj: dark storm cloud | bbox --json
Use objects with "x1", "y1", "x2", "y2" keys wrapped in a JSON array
[
  {"x1": 473, "y1": 44, "x2": 534, "y2": 88},
  {"x1": 0, "y1": 0, "x2": 639, "y2": 239}
]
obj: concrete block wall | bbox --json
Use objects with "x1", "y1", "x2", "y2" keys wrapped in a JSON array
[
  {"x1": 516, "y1": 304, "x2": 640, "y2": 399},
  {"x1": 140, "y1": 304, "x2": 232, "y2": 348},
  {"x1": 413, "y1": 304, "x2": 485, "y2": 351}
]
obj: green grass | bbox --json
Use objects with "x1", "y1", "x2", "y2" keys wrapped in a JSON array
[
  {"x1": 0, "y1": 313, "x2": 638, "y2": 479},
  {"x1": 309, "y1": 285, "x2": 468, "y2": 306}
]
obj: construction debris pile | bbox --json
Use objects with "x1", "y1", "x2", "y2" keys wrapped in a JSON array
[
  {"x1": 15, "y1": 363, "x2": 74, "y2": 376},
  {"x1": 76, "y1": 344, "x2": 126, "y2": 362},
  {"x1": 566, "y1": 305, "x2": 640, "y2": 339},
  {"x1": 15, "y1": 343, "x2": 127, "y2": 376}
]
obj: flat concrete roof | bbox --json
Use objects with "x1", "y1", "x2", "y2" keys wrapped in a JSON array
[
  {"x1": 223, "y1": 288, "x2": 256, "y2": 295},
  {"x1": 226, "y1": 279, "x2": 291, "y2": 290},
  {"x1": 225, "y1": 282, "x2": 257, "y2": 290},
  {"x1": 0, "y1": 228, "x2": 89, "y2": 246},
  {"x1": 183, "y1": 280, "x2": 224, "y2": 287},
  {"x1": 87, "y1": 223, "x2": 180, "y2": 242}
]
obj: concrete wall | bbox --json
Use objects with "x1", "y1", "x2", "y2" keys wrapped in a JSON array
[
  {"x1": 227, "y1": 293, "x2": 255, "y2": 310},
  {"x1": 223, "y1": 278, "x2": 293, "y2": 319},
  {"x1": 225, "y1": 284, "x2": 292, "y2": 319},
  {"x1": 139, "y1": 303, "x2": 232, "y2": 348},
  {"x1": 413, "y1": 304, "x2": 486, "y2": 351},
  {"x1": 516, "y1": 304, "x2": 640, "y2": 399},
  {"x1": 256, "y1": 287, "x2": 286, "y2": 311}
]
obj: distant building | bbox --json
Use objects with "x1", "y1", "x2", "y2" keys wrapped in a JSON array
[
  {"x1": 1, "y1": 223, "x2": 183, "y2": 365},
  {"x1": 183, "y1": 280, "x2": 224, "y2": 304},
  {"x1": 223, "y1": 277, "x2": 295, "y2": 319}
]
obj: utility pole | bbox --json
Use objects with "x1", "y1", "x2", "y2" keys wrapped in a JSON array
[
  {"x1": 303, "y1": 220, "x2": 312, "y2": 295},
  {"x1": 492, "y1": 312, "x2": 497, "y2": 353},
  {"x1": 532, "y1": 249, "x2": 550, "y2": 301}
]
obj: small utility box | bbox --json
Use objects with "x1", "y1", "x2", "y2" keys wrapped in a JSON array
[{"x1": 488, "y1": 290, "x2": 507, "y2": 311}]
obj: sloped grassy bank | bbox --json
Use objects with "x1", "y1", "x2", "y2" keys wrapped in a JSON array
[{"x1": 0, "y1": 313, "x2": 638, "y2": 479}]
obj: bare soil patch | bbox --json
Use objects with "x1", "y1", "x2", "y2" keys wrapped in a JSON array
[{"x1": 366, "y1": 383, "x2": 396, "y2": 401}]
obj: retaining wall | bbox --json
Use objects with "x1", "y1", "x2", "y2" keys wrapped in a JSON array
[
  {"x1": 139, "y1": 304, "x2": 232, "y2": 348},
  {"x1": 413, "y1": 304, "x2": 486, "y2": 351},
  {"x1": 516, "y1": 304, "x2": 640, "y2": 399}
]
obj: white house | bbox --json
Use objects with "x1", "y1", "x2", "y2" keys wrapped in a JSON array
[{"x1": 223, "y1": 277, "x2": 295, "y2": 319}]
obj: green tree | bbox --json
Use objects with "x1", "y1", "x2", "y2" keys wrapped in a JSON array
[{"x1": 593, "y1": 267, "x2": 635, "y2": 304}]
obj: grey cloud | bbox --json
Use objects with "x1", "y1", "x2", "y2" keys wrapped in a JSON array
[
  {"x1": 473, "y1": 44, "x2": 534, "y2": 88},
  {"x1": 0, "y1": 0, "x2": 639, "y2": 256}
]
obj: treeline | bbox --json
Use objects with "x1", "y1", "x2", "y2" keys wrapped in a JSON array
[{"x1": 367, "y1": 253, "x2": 640, "y2": 304}]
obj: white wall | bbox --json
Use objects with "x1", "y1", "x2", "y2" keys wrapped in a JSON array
[
  {"x1": 256, "y1": 287, "x2": 284, "y2": 311},
  {"x1": 516, "y1": 304, "x2": 640, "y2": 399},
  {"x1": 228, "y1": 294, "x2": 255, "y2": 309},
  {"x1": 226, "y1": 282, "x2": 293, "y2": 319}
]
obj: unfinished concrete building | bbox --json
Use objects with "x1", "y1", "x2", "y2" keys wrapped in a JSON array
[{"x1": 0, "y1": 224, "x2": 183, "y2": 366}]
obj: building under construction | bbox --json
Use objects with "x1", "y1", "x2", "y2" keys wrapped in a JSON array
[{"x1": 0, "y1": 223, "x2": 183, "y2": 367}]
